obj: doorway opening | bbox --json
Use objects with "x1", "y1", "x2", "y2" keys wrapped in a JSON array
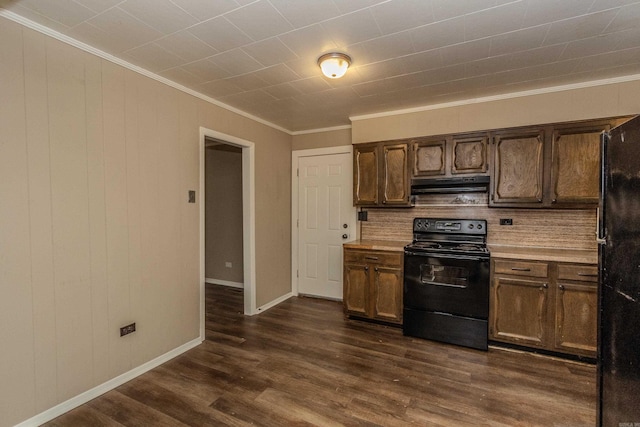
[
  {"x1": 204, "y1": 140, "x2": 243, "y2": 288},
  {"x1": 199, "y1": 127, "x2": 256, "y2": 339}
]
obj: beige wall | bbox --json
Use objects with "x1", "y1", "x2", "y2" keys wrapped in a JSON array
[
  {"x1": 292, "y1": 127, "x2": 352, "y2": 150},
  {"x1": 352, "y1": 82, "x2": 640, "y2": 143},
  {"x1": 0, "y1": 18, "x2": 291, "y2": 427},
  {"x1": 205, "y1": 145, "x2": 244, "y2": 283}
]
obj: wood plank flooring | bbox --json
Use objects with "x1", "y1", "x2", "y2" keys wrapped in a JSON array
[{"x1": 45, "y1": 284, "x2": 597, "y2": 426}]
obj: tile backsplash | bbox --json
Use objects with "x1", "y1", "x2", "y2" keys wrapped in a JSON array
[{"x1": 360, "y1": 205, "x2": 597, "y2": 250}]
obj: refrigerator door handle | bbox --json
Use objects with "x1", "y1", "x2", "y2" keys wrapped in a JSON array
[
  {"x1": 596, "y1": 207, "x2": 606, "y2": 244},
  {"x1": 597, "y1": 131, "x2": 608, "y2": 245}
]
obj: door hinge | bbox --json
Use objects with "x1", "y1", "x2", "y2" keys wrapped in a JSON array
[
  {"x1": 297, "y1": 219, "x2": 299, "y2": 228},
  {"x1": 296, "y1": 270, "x2": 299, "y2": 278},
  {"x1": 297, "y1": 168, "x2": 299, "y2": 177}
]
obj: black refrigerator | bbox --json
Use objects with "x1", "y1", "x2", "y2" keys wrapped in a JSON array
[{"x1": 598, "y1": 115, "x2": 640, "y2": 426}]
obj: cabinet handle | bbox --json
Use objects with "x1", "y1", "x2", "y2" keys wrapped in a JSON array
[
  {"x1": 559, "y1": 284, "x2": 565, "y2": 290},
  {"x1": 365, "y1": 256, "x2": 379, "y2": 260},
  {"x1": 511, "y1": 267, "x2": 531, "y2": 272},
  {"x1": 374, "y1": 267, "x2": 379, "y2": 272},
  {"x1": 542, "y1": 283, "x2": 548, "y2": 289},
  {"x1": 364, "y1": 266, "x2": 369, "y2": 271},
  {"x1": 382, "y1": 200, "x2": 387, "y2": 204}
]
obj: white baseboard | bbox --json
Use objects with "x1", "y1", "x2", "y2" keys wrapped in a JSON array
[
  {"x1": 205, "y1": 278, "x2": 244, "y2": 288},
  {"x1": 256, "y1": 291, "x2": 293, "y2": 313},
  {"x1": 15, "y1": 337, "x2": 203, "y2": 427}
]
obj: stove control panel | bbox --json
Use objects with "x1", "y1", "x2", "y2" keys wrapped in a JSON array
[{"x1": 413, "y1": 218, "x2": 487, "y2": 235}]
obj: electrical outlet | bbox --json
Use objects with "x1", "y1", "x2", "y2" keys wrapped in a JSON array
[
  {"x1": 500, "y1": 218, "x2": 513, "y2": 226},
  {"x1": 225, "y1": 262, "x2": 232, "y2": 268},
  {"x1": 188, "y1": 190, "x2": 196, "y2": 203},
  {"x1": 120, "y1": 322, "x2": 136, "y2": 337},
  {"x1": 358, "y1": 211, "x2": 368, "y2": 221}
]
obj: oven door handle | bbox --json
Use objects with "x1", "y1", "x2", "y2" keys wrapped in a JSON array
[
  {"x1": 420, "y1": 280, "x2": 467, "y2": 289},
  {"x1": 404, "y1": 251, "x2": 488, "y2": 262}
]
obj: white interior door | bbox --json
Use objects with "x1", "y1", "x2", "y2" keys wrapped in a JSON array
[{"x1": 297, "y1": 152, "x2": 355, "y2": 299}]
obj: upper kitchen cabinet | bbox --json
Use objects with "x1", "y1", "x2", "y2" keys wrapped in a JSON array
[
  {"x1": 353, "y1": 141, "x2": 410, "y2": 207},
  {"x1": 353, "y1": 143, "x2": 379, "y2": 205},
  {"x1": 452, "y1": 134, "x2": 489, "y2": 174},
  {"x1": 490, "y1": 120, "x2": 611, "y2": 208},
  {"x1": 411, "y1": 137, "x2": 446, "y2": 176},
  {"x1": 411, "y1": 133, "x2": 488, "y2": 177},
  {"x1": 491, "y1": 128, "x2": 545, "y2": 206},
  {"x1": 549, "y1": 122, "x2": 608, "y2": 205}
]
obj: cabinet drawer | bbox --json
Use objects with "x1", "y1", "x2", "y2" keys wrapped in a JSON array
[
  {"x1": 493, "y1": 259, "x2": 548, "y2": 278},
  {"x1": 557, "y1": 264, "x2": 598, "y2": 282},
  {"x1": 344, "y1": 250, "x2": 402, "y2": 267}
]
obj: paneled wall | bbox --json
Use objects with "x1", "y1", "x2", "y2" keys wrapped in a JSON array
[{"x1": 0, "y1": 18, "x2": 291, "y2": 427}]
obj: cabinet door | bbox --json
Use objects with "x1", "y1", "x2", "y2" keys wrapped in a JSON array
[
  {"x1": 381, "y1": 143, "x2": 410, "y2": 206},
  {"x1": 554, "y1": 282, "x2": 597, "y2": 357},
  {"x1": 412, "y1": 139, "x2": 446, "y2": 176},
  {"x1": 372, "y1": 265, "x2": 403, "y2": 324},
  {"x1": 490, "y1": 276, "x2": 549, "y2": 348},
  {"x1": 353, "y1": 144, "x2": 378, "y2": 206},
  {"x1": 452, "y1": 135, "x2": 488, "y2": 175},
  {"x1": 491, "y1": 131, "x2": 544, "y2": 205},
  {"x1": 343, "y1": 263, "x2": 370, "y2": 317},
  {"x1": 550, "y1": 125, "x2": 604, "y2": 205}
]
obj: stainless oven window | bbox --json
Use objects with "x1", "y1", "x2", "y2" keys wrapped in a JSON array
[{"x1": 419, "y1": 263, "x2": 469, "y2": 287}]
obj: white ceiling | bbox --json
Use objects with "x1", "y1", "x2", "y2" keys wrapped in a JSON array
[{"x1": 2, "y1": 0, "x2": 640, "y2": 133}]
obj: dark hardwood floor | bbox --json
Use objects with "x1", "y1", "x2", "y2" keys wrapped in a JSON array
[{"x1": 45, "y1": 284, "x2": 596, "y2": 426}]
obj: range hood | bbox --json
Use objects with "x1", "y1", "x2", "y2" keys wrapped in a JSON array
[{"x1": 411, "y1": 175, "x2": 490, "y2": 194}]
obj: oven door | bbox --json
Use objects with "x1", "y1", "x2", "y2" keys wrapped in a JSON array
[{"x1": 403, "y1": 252, "x2": 489, "y2": 319}]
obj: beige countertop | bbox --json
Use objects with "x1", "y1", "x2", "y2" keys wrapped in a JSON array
[
  {"x1": 488, "y1": 244, "x2": 598, "y2": 264},
  {"x1": 345, "y1": 241, "x2": 598, "y2": 263},
  {"x1": 343, "y1": 239, "x2": 409, "y2": 252}
]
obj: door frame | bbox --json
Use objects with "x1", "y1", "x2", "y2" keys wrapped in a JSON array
[
  {"x1": 291, "y1": 145, "x2": 355, "y2": 297},
  {"x1": 200, "y1": 127, "x2": 257, "y2": 339}
]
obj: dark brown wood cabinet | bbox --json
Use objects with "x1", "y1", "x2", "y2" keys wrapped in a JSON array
[
  {"x1": 553, "y1": 263, "x2": 598, "y2": 357},
  {"x1": 490, "y1": 259, "x2": 550, "y2": 348},
  {"x1": 343, "y1": 248, "x2": 403, "y2": 324},
  {"x1": 491, "y1": 129, "x2": 545, "y2": 205},
  {"x1": 411, "y1": 137, "x2": 446, "y2": 176},
  {"x1": 490, "y1": 258, "x2": 597, "y2": 358},
  {"x1": 550, "y1": 124, "x2": 603, "y2": 205},
  {"x1": 352, "y1": 144, "x2": 378, "y2": 205},
  {"x1": 452, "y1": 134, "x2": 489, "y2": 174},
  {"x1": 490, "y1": 120, "x2": 611, "y2": 208},
  {"x1": 354, "y1": 141, "x2": 410, "y2": 207},
  {"x1": 411, "y1": 133, "x2": 488, "y2": 177}
]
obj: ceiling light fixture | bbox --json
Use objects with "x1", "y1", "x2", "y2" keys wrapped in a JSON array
[{"x1": 317, "y1": 52, "x2": 351, "y2": 79}]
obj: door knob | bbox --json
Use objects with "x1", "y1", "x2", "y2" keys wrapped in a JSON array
[
  {"x1": 343, "y1": 224, "x2": 348, "y2": 228},
  {"x1": 342, "y1": 234, "x2": 348, "y2": 239}
]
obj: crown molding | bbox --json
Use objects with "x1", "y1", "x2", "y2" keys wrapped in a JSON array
[
  {"x1": 0, "y1": 9, "x2": 293, "y2": 135},
  {"x1": 350, "y1": 73, "x2": 640, "y2": 123},
  {"x1": 291, "y1": 124, "x2": 351, "y2": 136}
]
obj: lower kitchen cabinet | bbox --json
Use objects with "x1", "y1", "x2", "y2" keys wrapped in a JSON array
[
  {"x1": 553, "y1": 263, "x2": 598, "y2": 357},
  {"x1": 490, "y1": 259, "x2": 550, "y2": 349},
  {"x1": 490, "y1": 258, "x2": 597, "y2": 358},
  {"x1": 343, "y1": 248, "x2": 403, "y2": 325}
]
